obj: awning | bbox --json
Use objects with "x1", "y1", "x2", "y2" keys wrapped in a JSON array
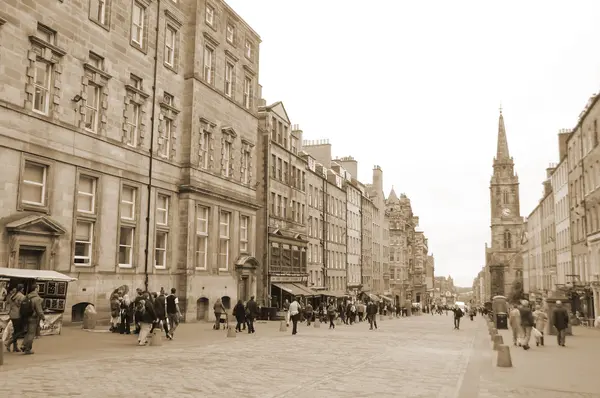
[
  {"x1": 320, "y1": 290, "x2": 348, "y2": 298},
  {"x1": 367, "y1": 293, "x2": 380, "y2": 302},
  {"x1": 272, "y1": 283, "x2": 312, "y2": 297},
  {"x1": 0, "y1": 267, "x2": 77, "y2": 282},
  {"x1": 380, "y1": 295, "x2": 393, "y2": 302},
  {"x1": 292, "y1": 284, "x2": 319, "y2": 297}
]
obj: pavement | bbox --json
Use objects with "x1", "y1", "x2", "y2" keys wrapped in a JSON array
[{"x1": 0, "y1": 314, "x2": 599, "y2": 397}]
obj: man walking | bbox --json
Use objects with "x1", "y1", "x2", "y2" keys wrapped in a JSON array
[
  {"x1": 509, "y1": 304, "x2": 522, "y2": 346},
  {"x1": 5, "y1": 284, "x2": 25, "y2": 352},
  {"x1": 245, "y1": 296, "x2": 258, "y2": 334},
  {"x1": 367, "y1": 301, "x2": 378, "y2": 330},
  {"x1": 519, "y1": 300, "x2": 534, "y2": 350},
  {"x1": 20, "y1": 284, "x2": 45, "y2": 355},
  {"x1": 213, "y1": 298, "x2": 225, "y2": 330},
  {"x1": 553, "y1": 300, "x2": 569, "y2": 347},
  {"x1": 166, "y1": 288, "x2": 181, "y2": 339},
  {"x1": 289, "y1": 296, "x2": 301, "y2": 335},
  {"x1": 304, "y1": 301, "x2": 313, "y2": 326},
  {"x1": 452, "y1": 305, "x2": 463, "y2": 330}
]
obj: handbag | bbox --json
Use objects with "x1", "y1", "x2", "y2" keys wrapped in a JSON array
[{"x1": 532, "y1": 327, "x2": 542, "y2": 338}]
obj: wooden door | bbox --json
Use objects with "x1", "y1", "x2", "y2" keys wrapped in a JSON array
[{"x1": 18, "y1": 249, "x2": 42, "y2": 270}]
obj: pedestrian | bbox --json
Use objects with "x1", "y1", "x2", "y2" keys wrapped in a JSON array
[
  {"x1": 20, "y1": 284, "x2": 46, "y2": 355},
  {"x1": 245, "y1": 296, "x2": 258, "y2": 334},
  {"x1": 304, "y1": 301, "x2": 313, "y2": 326},
  {"x1": 5, "y1": 284, "x2": 25, "y2": 352},
  {"x1": 133, "y1": 288, "x2": 144, "y2": 334},
  {"x1": 532, "y1": 305, "x2": 547, "y2": 346},
  {"x1": 367, "y1": 301, "x2": 378, "y2": 330},
  {"x1": 289, "y1": 296, "x2": 301, "y2": 335},
  {"x1": 233, "y1": 300, "x2": 246, "y2": 332},
  {"x1": 120, "y1": 292, "x2": 132, "y2": 334},
  {"x1": 137, "y1": 292, "x2": 157, "y2": 346},
  {"x1": 552, "y1": 300, "x2": 569, "y2": 347},
  {"x1": 213, "y1": 298, "x2": 225, "y2": 330},
  {"x1": 166, "y1": 288, "x2": 181, "y2": 338},
  {"x1": 452, "y1": 305, "x2": 463, "y2": 330},
  {"x1": 518, "y1": 300, "x2": 534, "y2": 350},
  {"x1": 327, "y1": 301, "x2": 336, "y2": 329},
  {"x1": 154, "y1": 290, "x2": 169, "y2": 339},
  {"x1": 509, "y1": 304, "x2": 522, "y2": 346},
  {"x1": 109, "y1": 293, "x2": 121, "y2": 333},
  {"x1": 283, "y1": 299, "x2": 290, "y2": 327}
]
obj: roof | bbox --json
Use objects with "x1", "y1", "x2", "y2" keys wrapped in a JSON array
[{"x1": 0, "y1": 267, "x2": 77, "y2": 282}]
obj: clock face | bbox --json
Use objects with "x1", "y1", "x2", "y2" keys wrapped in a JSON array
[{"x1": 502, "y1": 208, "x2": 511, "y2": 217}]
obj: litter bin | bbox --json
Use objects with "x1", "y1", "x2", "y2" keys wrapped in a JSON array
[{"x1": 495, "y1": 312, "x2": 508, "y2": 330}]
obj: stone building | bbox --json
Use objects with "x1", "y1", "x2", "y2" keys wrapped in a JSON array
[
  {"x1": 485, "y1": 110, "x2": 524, "y2": 300},
  {"x1": 361, "y1": 194, "x2": 375, "y2": 292},
  {"x1": 425, "y1": 254, "x2": 435, "y2": 304},
  {"x1": 413, "y1": 231, "x2": 428, "y2": 305},
  {"x1": 256, "y1": 102, "x2": 310, "y2": 306},
  {"x1": 569, "y1": 94, "x2": 600, "y2": 319},
  {"x1": 550, "y1": 132, "x2": 572, "y2": 290},
  {"x1": 540, "y1": 169, "x2": 556, "y2": 295},
  {"x1": 365, "y1": 166, "x2": 388, "y2": 295},
  {"x1": 434, "y1": 276, "x2": 456, "y2": 306},
  {"x1": 0, "y1": 0, "x2": 261, "y2": 321}
]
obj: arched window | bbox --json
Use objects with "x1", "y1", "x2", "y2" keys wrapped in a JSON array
[
  {"x1": 502, "y1": 190, "x2": 510, "y2": 204},
  {"x1": 503, "y1": 230, "x2": 512, "y2": 249}
]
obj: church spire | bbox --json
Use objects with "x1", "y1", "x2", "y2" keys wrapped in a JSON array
[
  {"x1": 388, "y1": 185, "x2": 398, "y2": 202},
  {"x1": 496, "y1": 107, "x2": 510, "y2": 160}
]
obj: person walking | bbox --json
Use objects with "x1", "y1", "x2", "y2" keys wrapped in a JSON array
[
  {"x1": 137, "y1": 292, "x2": 157, "y2": 346},
  {"x1": 283, "y1": 299, "x2": 290, "y2": 327},
  {"x1": 289, "y1": 297, "x2": 301, "y2": 335},
  {"x1": 553, "y1": 300, "x2": 570, "y2": 347},
  {"x1": 304, "y1": 301, "x2": 313, "y2": 326},
  {"x1": 213, "y1": 298, "x2": 225, "y2": 330},
  {"x1": 245, "y1": 296, "x2": 258, "y2": 334},
  {"x1": 154, "y1": 290, "x2": 169, "y2": 339},
  {"x1": 165, "y1": 288, "x2": 181, "y2": 339},
  {"x1": 452, "y1": 305, "x2": 463, "y2": 330},
  {"x1": 233, "y1": 300, "x2": 246, "y2": 332},
  {"x1": 20, "y1": 284, "x2": 45, "y2": 355},
  {"x1": 327, "y1": 301, "x2": 336, "y2": 329},
  {"x1": 5, "y1": 284, "x2": 25, "y2": 352},
  {"x1": 533, "y1": 305, "x2": 548, "y2": 346},
  {"x1": 518, "y1": 300, "x2": 534, "y2": 350},
  {"x1": 509, "y1": 304, "x2": 522, "y2": 346},
  {"x1": 367, "y1": 301, "x2": 378, "y2": 330}
]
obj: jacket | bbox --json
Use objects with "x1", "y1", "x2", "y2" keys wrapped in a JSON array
[
  {"x1": 245, "y1": 299, "x2": 258, "y2": 318},
  {"x1": 553, "y1": 307, "x2": 569, "y2": 330},
  {"x1": 533, "y1": 310, "x2": 548, "y2": 332},
  {"x1": 519, "y1": 307, "x2": 534, "y2": 327},
  {"x1": 233, "y1": 303, "x2": 246, "y2": 320},
  {"x1": 509, "y1": 308, "x2": 521, "y2": 329},
  {"x1": 154, "y1": 294, "x2": 166, "y2": 319},
  {"x1": 213, "y1": 301, "x2": 225, "y2": 314},
  {"x1": 141, "y1": 299, "x2": 157, "y2": 324},
  {"x1": 7, "y1": 291, "x2": 25, "y2": 319},
  {"x1": 26, "y1": 291, "x2": 45, "y2": 321}
]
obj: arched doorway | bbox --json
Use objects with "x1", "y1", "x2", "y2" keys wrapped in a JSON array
[
  {"x1": 71, "y1": 302, "x2": 93, "y2": 322},
  {"x1": 235, "y1": 255, "x2": 259, "y2": 302},
  {"x1": 221, "y1": 296, "x2": 231, "y2": 310},
  {"x1": 196, "y1": 297, "x2": 209, "y2": 321}
]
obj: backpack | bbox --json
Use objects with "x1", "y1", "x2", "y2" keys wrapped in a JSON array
[{"x1": 20, "y1": 296, "x2": 34, "y2": 318}]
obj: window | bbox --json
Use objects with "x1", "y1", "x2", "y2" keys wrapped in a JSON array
[
  {"x1": 118, "y1": 226, "x2": 134, "y2": 267},
  {"x1": 226, "y1": 23, "x2": 235, "y2": 43},
  {"x1": 84, "y1": 84, "x2": 100, "y2": 132},
  {"x1": 196, "y1": 206, "x2": 209, "y2": 269},
  {"x1": 21, "y1": 161, "x2": 47, "y2": 206},
  {"x1": 156, "y1": 194, "x2": 169, "y2": 225},
  {"x1": 125, "y1": 101, "x2": 140, "y2": 146},
  {"x1": 205, "y1": 4, "x2": 214, "y2": 25},
  {"x1": 245, "y1": 40, "x2": 252, "y2": 59},
  {"x1": 37, "y1": 24, "x2": 55, "y2": 44},
  {"x1": 225, "y1": 62, "x2": 234, "y2": 97},
  {"x1": 32, "y1": 61, "x2": 51, "y2": 115},
  {"x1": 163, "y1": 92, "x2": 173, "y2": 106},
  {"x1": 164, "y1": 26, "x2": 176, "y2": 67},
  {"x1": 219, "y1": 211, "x2": 230, "y2": 270},
  {"x1": 131, "y1": 2, "x2": 145, "y2": 47},
  {"x1": 130, "y1": 74, "x2": 142, "y2": 90},
  {"x1": 155, "y1": 231, "x2": 168, "y2": 268},
  {"x1": 120, "y1": 186, "x2": 136, "y2": 220},
  {"x1": 240, "y1": 215, "x2": 249, "y2": 253},
  {"x1": 203, "y1": 46, "x2": 214, "y2": 83},
  {"x1": 503, "y1": 230, "x2": 512, "y2": 249},
  {"x1": 223, "y1": 141, "x2": 232, "y2": 177},
  {"x1": 90, "y1": 52, "x2": 104, "y2": 70},
  {"x1": 241, "y1": 150, "x2": 250, "y2": 184},
  {"x1": 243, "y1": 77, "x2": 252, "y2": 109},
  {"x1": 159, "y1": 118, "x2": 173, "y2": 158},
  {"x1": 90, "y1": 0, "x2": 110, "y2": 26},
  {"x1": 74, "y1": 221, "x2": 94, "y2": 266},
  {"x1": 77, "y1": 175, "x2": 96, "y2": 213},
  {"x1": 200, "y1": 131, "x2": 210, "y2": 169}
]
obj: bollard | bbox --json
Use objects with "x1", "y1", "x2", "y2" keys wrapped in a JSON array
[
  {"x1": 227, "y1": 327, "x2": 236, "y2": 338},
  {"x1": 150, "y1": 330, "x2": 163, "y2": 346},
  {"x1": 335, "y1": 318, "x2": 342, "y2": 326},
  {"x1": 279, "y1": 320, "x2": 287, "y2": 332},
  {"x1": 493, "y1": 334, "x2": 504, "y2": 350},
  {"x1": 379, "y1": 315, "x2": 384, "y2": 322},
  {"x1": 314, "y1": 321, "x2": 320, "y2": 328},
  {"x1": 0, "y1": 338, "x2": 4, "y2": 366},
  {"x1": 496, "y1": 344, "x2": 512, "y2": 367}
]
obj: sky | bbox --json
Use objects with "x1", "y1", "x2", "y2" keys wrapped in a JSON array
[{"x1": 226, "y1": 0, "x2": 600, "y2": 287}]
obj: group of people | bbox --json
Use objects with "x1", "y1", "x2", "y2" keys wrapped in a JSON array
[
  {"x1": 109, "y1": 287, "x2": 182, "y2": 346},
  {"x1": 212, "y1": 296, "x2": 259, "y2": 334},
  {"x1": 508, "y1": 299, "x2": 570, "y2": 350},
  {"x1": 2, "y1": 283, "x2": 45, "y2": 355}
]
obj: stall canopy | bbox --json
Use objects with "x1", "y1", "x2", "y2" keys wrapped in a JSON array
[
  {"x1": 320, "y1": 290, "x2": 348, "y2": 298},
  {"x1": 273, "y1": 283, "x2": 315, "y2": 297},
  {"x1": 366, "y1": 293, "x2": 380, "y2": 302},
  {"x1": 0, "y1": 267, "x2": 77, "y2": 282},
  {"x1": 380, "y1": 295, "x2": 393, "y2": 302}
]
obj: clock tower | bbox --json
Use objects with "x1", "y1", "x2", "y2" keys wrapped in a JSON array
[{"x1": 486, "y1": 109, "x2": 524, "y2": 300}]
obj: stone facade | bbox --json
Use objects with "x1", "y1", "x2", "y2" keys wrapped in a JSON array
[
  {"x1": 551, "y1": 150, "x2": 572, "y2": 289},
  {"x1": 361, "y1": 195, "x2": 375, "y2": 291},
  {"x1": 0, "y1": 0, "x2": 261, "y2": 322},
  {"x1": 365, "y1": 167, "x2": 388, "y2": 295},
  {"x1": 485, "y1": 111, "x2": 524, "y2": 300}
]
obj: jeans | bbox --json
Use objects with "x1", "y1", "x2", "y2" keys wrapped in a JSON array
[
  {"x1": 329, "y1": 314, "x2": 335, "y2": 328},
  {"x1": 521, "y1": 326, "x2": 532, "y2": 347},
  {"x1": 247, "y1": 316, "x2": 255, "y2": 333},
  {"x1": 369, "y1": 314, "x2": 378, "y2": 329},
  {"x1": 22, "y1": 317, "x2": 39, "y2": 352},
  {"x1": 138, "y1": 322, "x2": 153, "y2": 345},
  {"x1": 512, "y1": 327, "x2": 521, "y2": 344},
  {"x1": 9, "y1": 318, "x2": 24, "y2": 348},
  {"x1": 235, "y1": 317, "x2": 245, "y2": 332},
  {"x1": 214, "y1": 312, "x2": 222, "y2": 330},
  {"x1": 291, "y1": 313, "x2": 300, "y2": 334},
  {"x1": 454, "y1": 317, "x2": 461, "y2": 329},
  {"x1": 167, "y1": 313, "x2": 179, "y2": 335},
  {"x1": 306, "y1": 313, "x2": 313, "y2": 326},
  {"x1": 557, "y1": 328, "x2": 566, "y2": 345}
]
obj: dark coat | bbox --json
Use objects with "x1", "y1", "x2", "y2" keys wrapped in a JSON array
[
  {"x1": 233, "y1": 303, "x2": 246, "y2": 321},
  {"x1": 519, "y1": 307, "x2": 534, "y2": 327},
  {"x1": 154, "y1": 294, "x2": 166, "y2": 319},
  {"x1": 553, "y1": 307, "x2": 569, "y2": 330},
  {"x1": 245, "y1": 299, "x2": 258, "y2": 318}
]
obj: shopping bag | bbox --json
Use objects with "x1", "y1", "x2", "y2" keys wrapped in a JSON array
[
  {"x1": 2, "y1": 320, "x2": 13, "y2": 343},
  {"x1": 532, "y1": 327, "x2": 542, "y2": 338}
]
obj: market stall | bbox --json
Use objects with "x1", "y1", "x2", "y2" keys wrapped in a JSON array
[{"x1": 0, "y1": 268, "x2": 77, "y2": 337}]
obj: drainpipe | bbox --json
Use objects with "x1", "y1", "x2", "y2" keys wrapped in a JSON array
[{"x1": 143, "y1": 0, "x2": 161, "y2": 292}]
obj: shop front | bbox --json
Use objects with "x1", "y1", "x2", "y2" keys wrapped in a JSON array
[{"x1": 0, "y1": 267, "x2": 77, "y2": 336}]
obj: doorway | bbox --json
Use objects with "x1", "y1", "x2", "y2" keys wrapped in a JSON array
[
  {"x1": 196, "y1": 297, "x2": 209, "y2": 321},
  {"x1": 240, "y1": 277, "x2": 249, "y2": 302},
  {"x1": 18, "y1": 248, "x2": 44, "y2": 270}
]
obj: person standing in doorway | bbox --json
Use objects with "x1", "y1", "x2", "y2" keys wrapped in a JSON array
[
  {"x1": 20, "y1": 284, "x2": 45, "y2": 355},
  {"x1": 289, "y1": 296, "x2": 301, "y2": 335},
  {"x1": 553, "y1": 300, "x2": 570, "y2": 347}
]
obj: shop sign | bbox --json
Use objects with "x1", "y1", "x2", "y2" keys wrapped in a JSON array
[
  {"x1": 0, "y1": 312, "x2": 63, "y2": 337},
  {"x1": 271, "y1": 275, "x2": 304, "y2": 283}
]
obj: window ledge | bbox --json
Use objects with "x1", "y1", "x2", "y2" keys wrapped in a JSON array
[
  {"x1": 163, "y1": 62, "x2": 178, "y2": 75},
  {"x1": 89, "y1": 17, "x2": 110, "y2": 32},
  {"x1": 28, "y1": 36, "x2": 67, "y2": 57}
]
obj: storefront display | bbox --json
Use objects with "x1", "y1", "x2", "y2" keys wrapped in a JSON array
[{"x1": 0, "y1": 268, "x2": 76, "y2": 336}]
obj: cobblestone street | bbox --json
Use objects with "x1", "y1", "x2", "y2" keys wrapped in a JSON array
[{"x1": 1, "y1": 315, "x2": 599, "y2": 397}]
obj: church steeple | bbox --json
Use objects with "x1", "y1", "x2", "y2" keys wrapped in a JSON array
[
  {"x1": 496, "y1": 108, "x2": 511, "y2": 161},
  {"x1": 388, "y1": 186, "x2": 398, "y2": 202}
]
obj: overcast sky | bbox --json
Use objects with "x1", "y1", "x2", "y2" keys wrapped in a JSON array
[{"x1": 227, "y1": 0, "x2": 600, "y2": 287}]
